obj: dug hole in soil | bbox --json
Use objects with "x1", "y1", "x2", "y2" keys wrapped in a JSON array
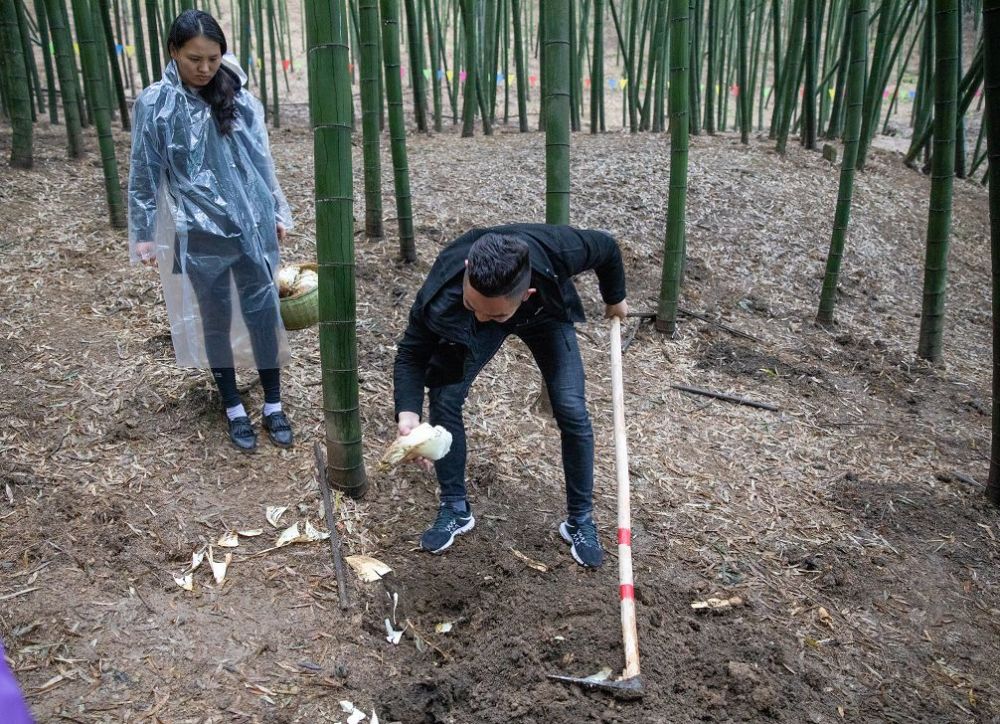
[{"x1": 1, "y1": 109, "x2": 998, "y2": 721}]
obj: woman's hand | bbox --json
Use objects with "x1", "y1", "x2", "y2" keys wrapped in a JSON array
[
  {"x1": 136, "y1": 241, "x2": 158, "y2": 268},
  {"x1": 276, "y1": 223, "x2": 287, "y2": 244}
]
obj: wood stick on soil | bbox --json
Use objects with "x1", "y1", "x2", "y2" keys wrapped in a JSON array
[
  {"x1": 672, "y1": 384, "x2": 780, "y2": 411},
  {"x1": 314, "y1": 442, "x2": 350, "y2": 610},
  {"x1": 678, "y1": 308, "x2": 764, "y2": 343},
  {"x1": 627, "y1": 309, "x2": 763, "y2": 344}
]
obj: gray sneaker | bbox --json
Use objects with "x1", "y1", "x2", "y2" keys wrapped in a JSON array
[
  {"x1": 559, "y1": 517, "x2": 604, "y2": 568},
  {"x1": 420, "y1": 504, "x2": 475, "y2": 554}
]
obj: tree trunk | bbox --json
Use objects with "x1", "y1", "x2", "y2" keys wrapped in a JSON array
[
  {"x1": 44, "y1": 0, "x2": 84, "y2": 156},
  {"x1": 459, "y1": 0, "x2": 477, "y2": 136},
  {"x1": 737, "y1": 0, "x2": 749, "y2": 142},
  {"x1": 380, "y1": 0, "x2": 416, "y2": 259},
  {"x1": 0, "y1": 0, "x2": 32, "y2": 168},
  {"x1": 72, "y1": 0, "x2": 126, "y2": 227},
  {"x1": 655, "y1": 0, "x2": 690, "y2": 334},
  {"x1": 359, "y1": 0, "x2": 383, "y2": 238},
  {"x1": 305, "y1": 0, "x2": 369, "y2": 498},
  {"x1": 916, "y1": 0, "x2": 959, "y2": 362},
  {"x1": 511, "y1": 0, "x2": 528, "y2": 130},
  {"x1": 816, "y1": 0, "x2": 868, "y2": 325},
  {"x1": 985, "y1": 0, "x2": 1000, "y2": 506},
  {"x1": 403, "y1": 0, "x2": 428, "y2": 130},
  {"x1": 543, "y1": 0, "x2": 570, "y2": 225}
]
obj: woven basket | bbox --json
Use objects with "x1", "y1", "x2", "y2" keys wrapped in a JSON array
[{"x1": 279, "y1": 263, "x2": 319, "y2": 331}]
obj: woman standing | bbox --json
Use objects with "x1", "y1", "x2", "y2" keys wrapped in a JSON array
[{"x1": 129, "y1": 10, "x2": 294, "y2": 452}]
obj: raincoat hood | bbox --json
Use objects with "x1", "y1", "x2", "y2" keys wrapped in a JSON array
[{"x1": 161, "y1": 52, "x2": 248, "y2": 95}]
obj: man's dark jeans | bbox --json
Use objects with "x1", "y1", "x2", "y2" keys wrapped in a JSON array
[{"x1": 428, "y1": 313, "x2": 595, "y2": 519}]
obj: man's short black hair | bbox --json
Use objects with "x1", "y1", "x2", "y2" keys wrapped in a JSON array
[{"x1": 466, "y1": 233, "x2": 531, "y2": 298}]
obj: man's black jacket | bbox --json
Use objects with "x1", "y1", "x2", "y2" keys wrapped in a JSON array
[{"x1": 393, "y1": 224, "x2": 627, "y2": 419}]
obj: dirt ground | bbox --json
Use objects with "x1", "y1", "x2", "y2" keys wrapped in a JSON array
[{"x1": 1, "y1": 21, "x2": 998, "y2": 718}]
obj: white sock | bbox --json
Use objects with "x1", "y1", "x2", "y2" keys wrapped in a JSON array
[
  {"x1": 263, "y1": 401, "x2": 282, "y2": 417},
  {"x1": 226, "y1": 403, "x2": 247, "y2": 421}
]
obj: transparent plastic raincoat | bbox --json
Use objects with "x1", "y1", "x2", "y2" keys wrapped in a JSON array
[{"x1": 128, "y1": 55, "x2": 292, "y2": 369}]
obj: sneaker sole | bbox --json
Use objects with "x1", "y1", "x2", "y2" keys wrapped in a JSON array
[
  {"x1": 422, "y1": 516, "x2": 476, "y2": 554},
  {"x1": 559, "y1": 521, "x2": 600, "y2": 568}
]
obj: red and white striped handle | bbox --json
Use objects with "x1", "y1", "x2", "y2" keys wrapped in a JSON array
[{"x1": 610, "y1": 317, "x2": 640, "y2": 679}]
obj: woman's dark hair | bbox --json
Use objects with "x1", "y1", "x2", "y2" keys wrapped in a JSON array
[
  {"x1": 167, "y1": 10, "x2": 239, "y2": 135},
  {"x1": 466, "y1": 233, "x2": 531, "y2": 298}
]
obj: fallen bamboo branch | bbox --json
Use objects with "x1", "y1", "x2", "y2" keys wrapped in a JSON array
[
  {"x1": 678, "y1": 308, "x2": 764, "y2": 344},
  {"x1": 626, "y1": 309, "x2": 764, "y2": 344},
  {"x1": 672, "y1": 384, "x2": 780, "y2": 412},
  {"x1": 952, "y1": 471, "x2": 983, "y2": 488},
  {"x1": 314, "y1": 442, "x2": 350, "y2": 610}
]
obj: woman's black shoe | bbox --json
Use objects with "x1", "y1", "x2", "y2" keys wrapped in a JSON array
[
  {"x1": 228, "y1": 415, "x2": 258, "y2": 451},
  {"x1": 262, "y1": 411, "x2": 294, "y2": 448}
]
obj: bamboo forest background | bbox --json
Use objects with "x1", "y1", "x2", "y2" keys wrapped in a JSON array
[{"x1": 0, "y1": 1, "x2": 989, "y2": 171}]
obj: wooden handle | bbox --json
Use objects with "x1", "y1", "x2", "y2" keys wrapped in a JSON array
[{"x1": 610, "y1": 317, "x2": 640, "y2": 679}]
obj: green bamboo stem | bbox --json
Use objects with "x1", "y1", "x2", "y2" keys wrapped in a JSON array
[
  {"x1": 590, "y1": 0, "x2": 604, "y2": 133},
  {"x1": 145, "y1": 0, "x2": 161, "y2": 78},
  {"x1": 254, "y1": 0, "x2": 268, "y2": 122},
  {"x1": 129, "y1": 0, "x2": 148, "y2": 86},
  {"x1": 916, "y1": 0, "x2": 959, "y2": 362},
  {"x1": 380, "y1": 0, "x2": 415, "y2": 259},
  {"x1": 704, "y1": 0, "x2": 717, "y2": 132},
  {"x1": 881, "y1": 7, "x2": 923, "y2": 133},
  {"x1": 737, "y1": 0, "x2": 749, "y2": 142},
  {"x1": 775, "y1": 0, "x2": 806, "y2": 153},
  {"x1": 688, "y1": 0, "x2": 702, "y2": 135},
  {"x1": 543, "y1": 0, "x2": 570, "y2": 224},
  {"x1": 96, "y1": 0, "x2": 130, "y2": 128},
  {"x1": 985, "y1": 0, "x2": 1000, "y2": 505},
  {"x1": 403, "y1": 0, "x2": 427, "y2": 130},
  {"x1": 358, "y1": 0, "x2": 383, "y2": 237},
  {"x1": 817, "y1": 0, "x2": 867, "y2": 325},
  {"x1": 511, "y1": 0, "x2": 527, "y2": 130},
  {"x1": 608, "y1": 0, "x2": 637, "y2": 131},
  {"x1": 267, "y1": 0, "x2": 279, "y2": 126},
  {"x1": 801, "y1": 0, "x2": 817, "y2": 148},
  {"x1": 459, "y1": 0, "x2": 477, "y2": 135},
  {"x1": 33, "y1": 0, "x2": 58, "y2": 122},
  {"x1": 656, "y1": 0, "x2": 690, "y2": 334},
  {"x1": 44, "y1": 0, "x2": 84, "y2": 153},
  {"x1": 0, "y1": 0, "x2": 32, "y2": 167},
  {"x1": 12, "y1": 0, "x2": 41, "y2": 119},
  {"x1": 422, "y1": 0, "x2": 442, "y2": 130},
  {"x1": 71, "y1": 0, "x2": 125, "y2": 226},
  {"x1": 304, "y1": 0, "x2": 369, "y2": 499}
]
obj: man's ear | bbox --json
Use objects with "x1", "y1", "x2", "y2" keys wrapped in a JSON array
[
  {"x1": 464, "y1": 259, "x2": 469, "y2": 268},
  {"x1": 523, "y1": 288, "x2": 537, "y2": 301}
]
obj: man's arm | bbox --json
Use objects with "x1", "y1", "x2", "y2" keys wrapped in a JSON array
[
  {"x1": 393, "y1": 307, "x2": 439, "y2": 426},
  {"x1": 559, "y1": 227, "x2": 627, "y2": 306}
]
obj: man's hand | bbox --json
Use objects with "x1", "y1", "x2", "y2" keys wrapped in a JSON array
[
  {"x1": 396, "y1": 411, "x2": 433, "y2": 471},
  {"x1": 276, "y1": 223, "x2": 287, "y2": 244},
  {"x1": 605, "y1": 299, "x2": 629, "y2": 320},
  {"x1": 136, "y1": 241, "x2": 157, "y2": 268}
]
